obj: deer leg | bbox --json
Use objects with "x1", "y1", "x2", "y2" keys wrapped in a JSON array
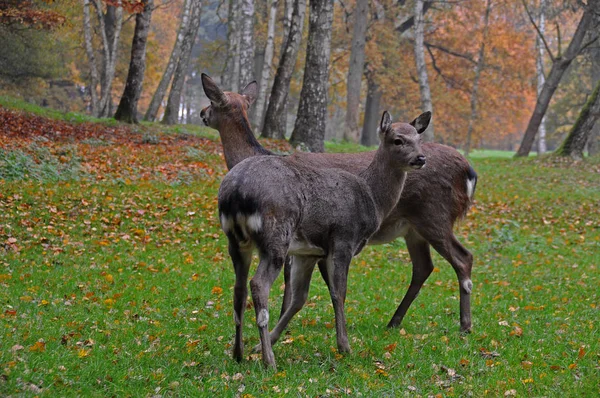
[
  {"x1": 256, "y1": 256, "x2": 317, "y2": 352},
  {"x1": 326, "y1": 248, "x2": 352, "y2": 354},
  {"x1": 387, "y1": 230, "x2": 434, "y2": 328},
  {"x1": 228, "y1": 240, "x2": 253, "y2": 362},
  {"x1": 250, "y1": 251, "x2": 286, "y2": 369},
  {"x1": 279, "y1": 256, "x2": 293, "y2": 321},
  {"x1": 427, "y1": 233, "x2": 473, "y2": 333}
]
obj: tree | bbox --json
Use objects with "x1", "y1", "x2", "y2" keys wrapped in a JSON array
[
  {"x1": 289, "y1": 0, "x2": 334, "y2": 152},
  {"x1": 222, "y1": 0, "x2": 241, "y2": 91},
  {"x1": 262, "y1": 0, "x2": 307, "y2": 139},
  {"x1": 238, "y1": 0, "x2": 255, "y2": 89},
  {"x1": 515, "y1": 1, "x2": 598, "y2": 157},
  {"x1": 588, "y1": 43, "x2": 600, "y2": 156},
  {"x1": 413, "y1": 0, "x2": 435, "y2": 143},
  {"x1": 253, "y1": 0, "x2": 278, "y2": 131},
  {"x1": 162, "y1": 0, "x2": 202, "y2": 125},
  {"x1": 343, "y1": 0, "x2": 368, "y2": 143},
  {"x1": 536, "y1": 0, "x2": 547, "y2": 154},
  {"x1": 114, "y1": 0, "x2": 153, "y2": 123},
  {"x1": 145, "y1": 0, "x2": 193, "y2": 122},
  {"x1": 464, "y1": 0, "x2": 491, "y2": 156},
  {"x1": 555, "y1": 79, "x2": 600, "y2": 159},
  {"x1": 0, "y1": 0, "x2": 66, "y2": 29},
  {"x1": 360, "y1": 71, "x2": 382, "y2": 147}
]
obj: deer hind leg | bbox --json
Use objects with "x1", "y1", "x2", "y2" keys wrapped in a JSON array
[
  {"x1": 228, "y1": 239, "x2": 253, "y2": 362},
  {"x1": 250, "y1": 248, "x2": 287, "y2": 369},
  {"x1": 428, "y1": 232, "x2": 473, "y2": 333},
  {"x1": 326, "y1": 246, "x2": 353, "y2": 354},
  {"x1": 256, "y1": 256, "x2": 317, "y2": 353},
  {"x1": 387, "y1": 229, "x2": 434, "y2": 328},
  {"x1": 280, "y1": 257, "x2": 330, "y2": 320}
]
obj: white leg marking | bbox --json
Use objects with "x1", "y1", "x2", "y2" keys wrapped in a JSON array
[
  {"x1": 462, "y1": 279, "x2": 473, "y2": 294},
  {"x1": 466, "y1": 178, "x2": 476, "y2": 200},
  {"x1": 257, "y1": 309, "x2": 269, "y2": 328},
  {"x1": 221, "y1": 214, "x2": 233, "y2": 233},
  {"x1": 246, "y1": 213, "x2": 263, "y2": 232}
]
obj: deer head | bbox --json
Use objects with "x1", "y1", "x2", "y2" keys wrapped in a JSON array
[
  {"x1": 378, "y1": 110, "x2": 429, "y2": 171},
  {"x1": 200, "y1": 73, "x2": 257, "y2": 130}
]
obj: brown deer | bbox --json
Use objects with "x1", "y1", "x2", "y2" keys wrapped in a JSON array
[
  {"x1": 219, "y1": 110, "x2": 428, "y2": 368},
  {"x1": 200, "y1": 73, "x2": 477, "y2": 334}
]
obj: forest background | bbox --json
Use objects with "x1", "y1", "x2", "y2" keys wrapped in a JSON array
[{"x1": 1, "y1": 0, "x2": 599, "y2": 156}]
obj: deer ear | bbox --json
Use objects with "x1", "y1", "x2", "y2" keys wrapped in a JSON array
[
  {"x1": 410, "y1": 111, "x2": 432, "y2": 134},
  {"x1": 241, "y1": 81, "x2": 258, "y2": 105},
  {"x1": 201, "y1": 73, "x2": 227, "y2": 106},
  {"x1": 379, "y1": 111, "x2": 392, "y2": 134}
]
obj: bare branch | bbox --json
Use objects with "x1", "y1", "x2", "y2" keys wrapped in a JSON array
[
  {"x1": 395, "y1": 0, "x2": 433, "y2": 34},
  {"x1": 424, "y1": 41, "x2": 477, "y2": 65},
  {"x1": 521, "y1": 0, "x2": 555, "y2": 62},
  {"x1": 556, "y1": 22, "x2": 561, "y2": 58}
]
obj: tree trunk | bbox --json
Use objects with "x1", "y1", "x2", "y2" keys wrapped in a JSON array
[
  {"x1": 162, "y1": 0, "x2": 202, "y2": 125},
  {"x1": 253, "y1": 0, "x2": 278, "y2": 131},
  {"x1": 222, "y1": 0, "x2": 241, "y2": 91},
  {"x1": 555, "y1": 80, "x2": 600, "y2": 159},
  {"x1": 589, "y1": 45, "x2": 600, "y2": 156},
  {"x1": 536, "y1": 0, "x2": 547, "y2": 154},
  {"x1": 82, "y1": 0, "x2": 99, "y2": 116},
  {"x1": 93, "y1": 0, "x2": 123, "y2": 118},
  {"x1": 114, "y1": 0, "x2": 153, "y2": 123},
  {"x1": 413, "y1": 0, "x2": 434, "y2": 143},
  {"x1": 238, "y1": 0, "x2": 255, "y2": 88},
  {"x1": 464, "y1": 0, "x2": 491, "y2": 156},
  {"x1": 515, "y1": 8, "x2": 594, "y2": 157},
  {"x1": 360, "y1": 74, "x2": 382, "y2": 147},
  {"x1": 145, "y1": 0, "x2": 192, "y2": 121},
  {"x1": 343, "y1": 0, "x2": 368, "y2": 143},
  {"x1": 289, "y1": 0, "x2": 334, "y2": 152},
  {"x1": 262, "y1": 0, "x2": 306, "y2": 139}
]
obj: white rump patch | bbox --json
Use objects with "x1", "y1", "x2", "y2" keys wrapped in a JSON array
[
  {"x1": 257, "y1": 309, "x2": 269, "y2": 328},
  {"x1": 466, "y1": 178, "x2": 476, "y2": 200},
  {"x1": 462, "y1": 279, "x2": 473, "y2": 294},
  {"x1": 220, "y1": 214, "x2": 234, "y2": 233},
  {"x1": 246, "y1": 213, "x2": 263, "y2": 232}
]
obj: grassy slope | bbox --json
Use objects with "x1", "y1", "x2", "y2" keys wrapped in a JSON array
[{"x1": 1, "y1": 100, "x2": 599, "y2": 397}]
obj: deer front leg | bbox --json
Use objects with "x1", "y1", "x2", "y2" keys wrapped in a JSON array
[
  {"x1": 326, "y1": 249, "x2": 352, "y2": 354},
  {"x1": 228, "y1": 239, "x2": 253, "y2": 362},
  {"x1": 387, "y1": 230, "x2": 434, "y2": 328}
]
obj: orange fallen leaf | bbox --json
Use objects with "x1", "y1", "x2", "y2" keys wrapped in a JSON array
[
  {"x1": 30, "y1": 341, "x2": 46, "y2": 352},
  {"x1": 211, "y1": 286, "x2": 223, "y2": 295}
]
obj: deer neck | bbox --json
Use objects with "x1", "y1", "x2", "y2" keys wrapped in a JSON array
[
  {"x1": 360, "y1": 151, "x2": 408, "y2": 221},
  {"x1": 218, "y1": 115, "x2": 271, "y2": 170}
]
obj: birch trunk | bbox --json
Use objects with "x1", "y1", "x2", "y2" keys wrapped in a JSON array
[
  {"x1": 83, "y1": 0, "x2": 99, "y2": 116},
  {"x1": 536, "y1": 0, "x2": 547, "y2": 154},
  {"x1": 253, "y1": 0, "x2": 278, "y2": 131},
  {"x1": 343, "y1": 0, "x2": 368, "y2": 143},
  {"x1": 515, "y1": 7, "x2": 594, "y2": 157},
  {"x1": 145, "y1": 0, "x2": 192, "y2": 121},
  {"x1": 93, "y1": 0, "x2": 123, "y2": 118},
  {"x1": 289, "y1": 0, "x2": 334, "y2": 152},
  {"x1": 360, "y1": 74, "x2": 382, "y2": 147},
  {"x1": 413, "y1": 0, "x2": 434, "y2": 143},
  {"x1": 238, "y1": 0, "x2": 255, "y2": 88},
  {"x1": 588, "y1": 44, "x2": 600, "y2": 156},
  {"x1": 114, "y1": 0, "x2": 154, "y2": 123},
  {"x1": 162, "y1": 0, "x2": 202, "y2": 125},
  {"x1": 464, "y1": 0, "x2": 491, "y2": 157},
  {"x1": 262, "y1": 0, "x2": 306, "y2": 139},
  {"x1": 556, "y1": 80, "x2": 600, "y2": 159},
  {"x1": 222, "y1": 0, "x2": 241, "y2": 91}
]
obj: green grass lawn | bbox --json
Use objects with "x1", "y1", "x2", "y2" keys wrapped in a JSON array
[{"x1": 1, "y1": 102, "x2": 599, "y2": 396}]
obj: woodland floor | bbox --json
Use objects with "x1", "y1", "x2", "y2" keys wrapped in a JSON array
[{"x1": 0, "y1": 101, "x2": 599, "y2": 397}]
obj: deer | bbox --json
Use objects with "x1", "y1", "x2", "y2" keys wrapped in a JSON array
[
  {"x1": 218, "y1": 109, "x2": 428, "y2": 368},
  {"x1": 200, "y1": 73, "x2": 477, "y2": 336}
]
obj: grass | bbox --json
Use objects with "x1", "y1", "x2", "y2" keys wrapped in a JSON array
[{"x1": 1, "y1": 101, "x2": 599, "y2": 396}]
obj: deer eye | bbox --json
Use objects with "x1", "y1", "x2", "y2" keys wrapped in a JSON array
[{"x1": 394, "y1": 138, "x2": 405, "y2": 146}]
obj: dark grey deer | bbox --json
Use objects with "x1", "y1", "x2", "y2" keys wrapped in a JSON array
[
  {"x1": 218, "y1": 111, "x2": 428, "y2": 368},
  {"x1": 200, "y1": 74, "x2": 477, "y2": 334}
]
